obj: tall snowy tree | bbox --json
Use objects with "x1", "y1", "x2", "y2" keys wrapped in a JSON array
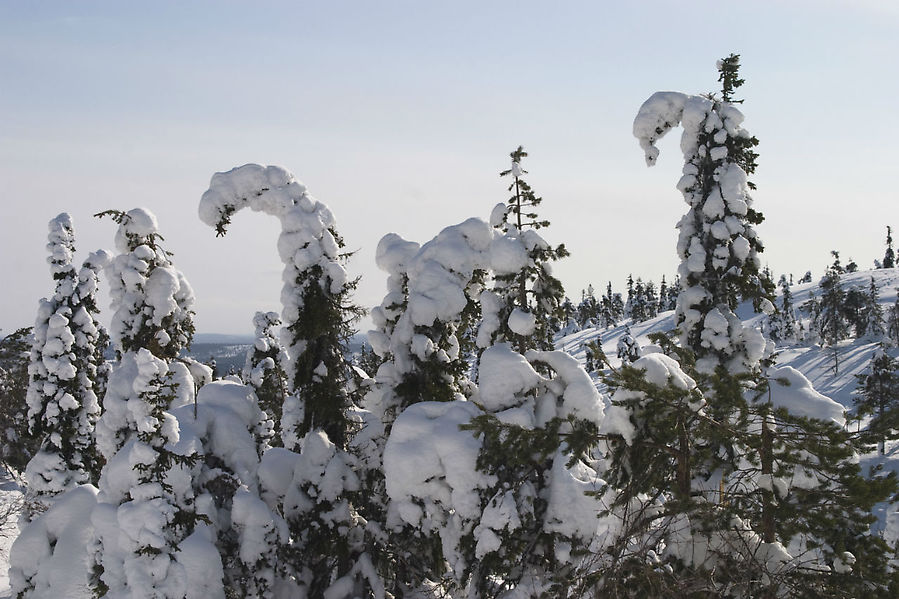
[
  {"x1": 489, "y1": 146, "x2": 569, "y2": 353},
  {"x1": 883, "y1": 226, "x2": 895, "y2": 269},
  {"x1": 769, "y1": 274, "x2": 798, "y2": 343},
  {"x1": 242, "y1": 311, "x2": 288, "y2": 450},
  {"x1": 199, "y1": 164, "x2": 364, "y2": 450},
  {"x1": 635, "y1": 55, "x2": 772, "y2": 375},
  {"x1": 860, "y1": 277, "x2": 886, "y2": 339},
  {"x1": 888, "y1": 293, "x2": 899, "y2": 346},
  {"x1": 816, "y1": 266, "x2": 850, "y2": 373},
  {"x1": 0, "y1": 327, "x2": 37, "y2": 472},
  {"x1": 23, "y1": 214, "x2": 106, "y2": 519},
  {"x1": 90, "y1": 208, "x2": 211, "y2": 598},
  {"x1": 609, "y1": 54, "x2": 898, "y2": 598},
  {"x1": 854, "y1": 347, "x2": 899, "y2": 455},
  {"x1": 200, "y1": 164, "x2": 375, "y2": 597}
]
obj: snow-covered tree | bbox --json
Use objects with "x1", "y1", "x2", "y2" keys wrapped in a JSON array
[
  {"x1": 89, "y1": 208, "x2": 213, "y2": 598},
  {"x1": 577, "y1": 285, "x2": 599, "y2": 328},
  {"x1": 23, "y1": 214, "x2": 106, "y2": 519},
  {"x1": 861, "y1": 277, "x2": 886, "y2": 339},
  {"x1": 769, "y1": 274, "x2": 798, "y2": 343},
  {"x1": 0, "y1": 327, "x2": 36, "y2": 472},
  {"x1": 616, "y1": 329, "x2": 641, "y2": 363},
  {"x1": 242, "y1": 311, "x2": 288, "y2": 450},
  {"x1": 366, "y1": 218, "x2": 512, "y2": 594},
  {"x1": 614, "y1": 53, "x2": 899, "y2": 599},
  {"x1": 489, "y1": 146, "x2": 569, "y2": 353},
  {"x1": 888, "y1": 293, "x2": 899, "y2": 346},
  {"x1": 816, "y1": 266, "x2": 850, "y2": 372},
  {"x1": 634, "y1": 55, "x2": 772, "y2": 375},
  {"x1": 200, "y1": 164, "x2": 364, "y2": 450},
  {"x1": 883, "y1": 226, "x2": 895, "y2": 269},
  {"x1": 854, "y1": 347, "x2": 899, "y2": 455},
  {"x1": 200, "y1": 164, "x2": 374, "y2": 596}
]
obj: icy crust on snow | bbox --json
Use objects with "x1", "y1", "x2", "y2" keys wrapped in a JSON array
[
  {"x1": 384, "y1": 400, "x2": 491, "y2": 526},
  {"x1": 9, "y1": 485, "x2": 98, "y2": 598},
  {"x1": 764, "y1": 365, "x2": 846, "y2": 427}
]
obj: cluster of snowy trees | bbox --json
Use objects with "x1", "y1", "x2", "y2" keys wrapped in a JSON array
[
  {"x1": 7, "y1": 55, "x2": 899, "y2": 599},
  {"x1": 563, "y1": 275, "x2": 679, "y2": 331}
]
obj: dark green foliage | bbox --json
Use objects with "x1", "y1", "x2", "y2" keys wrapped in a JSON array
[
  {"x1": 888, "y1": 293, "x2": 899, "y2": 346},
  {"x1": 717, "y1": 53, "x2": 745, "y2": 104},
  {"x1": 854, "y1": 348, "x2": 899, "y2": 455},
  {"x1": 883, "y1": 226, "x2": 895, "y2": 269},
  {"x1": 600, "y1": 349, "x2": 899, "y2": 598},
  {"x1": 494, "y1": 145, "x2": 570, "y2": 354},
  {"x1": 462, "y1": 413, "x2": 597, "y2": 598},
  {"x1": 815, "y1": 267, "x2": 850, "y2": 372},
  {"x1": 0, "y1": 328, "x2": 38, "y2": 471},
  {"x1": 285, "y1": 231, "x2": 366, "y2": 450}
]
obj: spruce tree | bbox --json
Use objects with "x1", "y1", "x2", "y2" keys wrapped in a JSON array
[
  {"x1": 91, "y1": 208, "x2": 205, "y2": 598},
  {"x1": 769, "y1": 274, "x2": 798, "y2": 343},
  {"x1": 490, "y1": 146, "x2": 569, "y2": 353},
  {"x1": 612, "y1": 54, "x2": 899, "y2": 598},
  {"x1": 0, "y1": 328, "x2": 37, "y2": 472},
  {"x1": 23, "y1": 214, "x2": 105, "y2": 519},
  {"x1": 862, "y1": 277, "x2": 886, "y2": 339},
  {"x1": 887, "y1": 292, "x2": 899, "y2": 346},
  {"x1": 200, "y1": 164, "x2": 374, "y2": 596},
  {"x1": 883, "y1": 226, "x2": 895, "y2": 269},
  {"x1": 817, "y1": 266, "x2": 850, "y2": 372},
  {"x1": 854, "y1": 347, "x2": 899, "y2": 455},
  {"x1": 243, "y1": 311, "x2": 288, "y2": 451},
  {"x1": 644, "y1": 280, "x2": 659, "y2": 319}
]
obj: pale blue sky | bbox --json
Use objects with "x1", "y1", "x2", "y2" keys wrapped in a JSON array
[{"x1": 2, "y1": 1, "x2": 897, "y2": 334}]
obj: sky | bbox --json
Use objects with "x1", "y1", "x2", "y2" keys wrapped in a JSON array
[{"x1": 2, "y1": 1, "x2": 897, "y2": 336}]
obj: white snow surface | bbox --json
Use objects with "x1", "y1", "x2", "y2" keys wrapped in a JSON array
[{"x1": 384, "y1": 400, "x2": 492, "y2": 526}]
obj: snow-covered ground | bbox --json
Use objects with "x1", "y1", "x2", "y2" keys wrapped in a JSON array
[{"x1": 0, "y1": 471, "x2": 24, "y2": 598}]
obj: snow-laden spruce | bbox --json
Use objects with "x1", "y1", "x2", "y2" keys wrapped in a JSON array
[
  {"x1": 242, "y1": 310, "x2": 287, "y2": 450},
  {"x1": 199, "y1": 163, "x2": 363, "y2": 450},
  {"x1": 86, "y1": 208, "x2": 220, "y2": 598},
  {"x1": 604, "y1": 55, "x2": 899, "y2": 598},
  {"x1": 634, "y1": 73, "x2": 771, "y2": 374},
  {"x1": 201, "y1": 164, "x2": 377, "y2": 597},
  {"x1": 23, "y1": 214, "x2": 107, "y2": 520}
]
